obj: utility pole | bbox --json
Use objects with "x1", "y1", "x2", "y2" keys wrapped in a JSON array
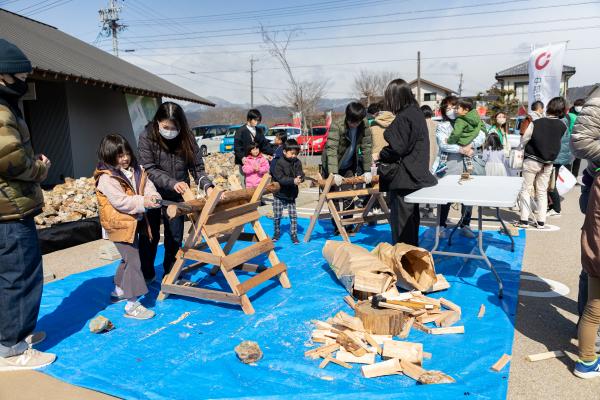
[
  {"x1": 417, "y1": 51, "x2": 421, "y2": 104},
  {"x1": 458, "y1": 73, "x2": 464, "y2": 96},
  {"x1": 99, "y1": 0, "x2": 125, "y2": 57},
  {"x1": 249, "y1": 56, "x2": 258, "y2": 108}
]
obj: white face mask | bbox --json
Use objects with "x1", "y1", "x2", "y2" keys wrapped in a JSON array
[
  {"x1": 575, "y1": 106, "x2": 583, "y2": 113},
  {"x1": 446, "y1": 110, "x2": 457, "y2": 120},
  {"x1": 159, "y1": 126, "x2": 179, "y2": 140}
]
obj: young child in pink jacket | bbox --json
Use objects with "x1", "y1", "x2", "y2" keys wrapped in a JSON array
[{"x1": 242, "y1": 142, "x2": 270, "y2": 188}]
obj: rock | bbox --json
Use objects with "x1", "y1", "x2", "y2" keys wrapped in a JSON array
[
  {"x1": 36, "y1": 176, "x2": 98, "y2": 228},
  {"x1": 418, "y1": 370, "x2": 455, "y2": 384},
  {"x1": 89, "y1": 315, "x2": 114, "y2": 333},
  {"x1": 234, "y1": 340, "x2": 263, "y2": 364}
]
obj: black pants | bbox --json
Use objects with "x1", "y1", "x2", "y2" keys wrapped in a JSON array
[
  {"x1": 439, "y1": 204, "x2": 472, "y2": 228},
  {"x1": 548, "y1": 164, "x2": 571, "y2": 213},
  {"x1": 139, "y1": 208, "x2": 185, "y2": 279},
  {"x1": 578, "y1": 183, "x2": 592, "y2": 317},
  {"x1": 572, "y1": 158, "x2": 582, "y2": 178},
  {"x1": 388, "y1": 189, "x2": 420, "y2": 246},
  {"x1": 0, "y1": 217, "x2": 43, "y2": 357}
]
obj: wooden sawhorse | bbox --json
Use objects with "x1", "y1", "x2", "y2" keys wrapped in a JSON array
[
  {"x1": 303, "y1": 174, "x2": 390, "y2": 243},
  {"x1": 158, "y1": 175, "x2": 291, "y2": 315}
]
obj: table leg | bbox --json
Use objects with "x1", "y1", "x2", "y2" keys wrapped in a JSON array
[
  {"x1": 496, "y1": 207, "x2": 515, "y2": 252},
  {"x1": 478, "y1": 207, "x2": 504, "y2": 298},
  {"x1": 431, "y1": 204, "x2": 442, "y2": 253},
  {"x1": 448, "y1": 205, "x2": 466, "y2": 246}
]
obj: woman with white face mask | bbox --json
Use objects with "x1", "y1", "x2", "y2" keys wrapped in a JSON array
[
  {"x1": 489, "y1": 112, "x2": 511, "y2": 158},
  {"x1": 137, "y1": 102, "x2": 213, "y2": 282},
  {"x1": 433, "y1": 95, "x2": 486, "y2": 239}
]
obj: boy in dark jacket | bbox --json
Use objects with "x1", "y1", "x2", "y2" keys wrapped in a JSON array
[
  {"x1": 269, "y1": 131, "x2": 287, "y2": 176},
  {"x1": 272, "y1": 139, "x2": 305, "y2": 243}
]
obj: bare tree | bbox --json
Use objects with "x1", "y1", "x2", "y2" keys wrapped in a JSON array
[
  {"x1": 260, "y1": 25, "x2": 328, "y2": 135},
  {"x1": 353, "y1": 70, "x2": 396, "y2": 103}
]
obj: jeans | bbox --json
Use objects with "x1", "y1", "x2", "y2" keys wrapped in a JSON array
[
  {"x1": 578, "y1": 183, "x2": 592, "y2": 317},
  {"x1": 139, "y1": 208, "x2": 184, "y2": 278},
  {"x1": 0, "y1": 217, "x2": 43, "y2": 358}
]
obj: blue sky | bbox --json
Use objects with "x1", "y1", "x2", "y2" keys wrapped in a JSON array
[{"x1": 1, "y1": 0, "x2": 599, "y2": 105}]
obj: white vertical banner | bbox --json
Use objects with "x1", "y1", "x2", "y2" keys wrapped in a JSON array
[{"x1": 528, "y1": 43, "x2": 567, "y2": 108}]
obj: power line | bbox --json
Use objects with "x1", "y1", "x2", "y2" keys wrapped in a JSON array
[{"x1": 20, "y1": 0, "x2": 73, "y2": 16}]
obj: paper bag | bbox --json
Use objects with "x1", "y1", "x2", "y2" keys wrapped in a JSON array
[{"x1": 372, "y1": 242, "x2": 437, "y2": 291}]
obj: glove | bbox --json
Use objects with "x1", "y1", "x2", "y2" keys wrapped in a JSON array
[
  {"x1": 333, "y1": 174, "x2": 344, "y2": 187},
  {"x1": 363, "y1": 172, "x2": 372, "y2": 184}
]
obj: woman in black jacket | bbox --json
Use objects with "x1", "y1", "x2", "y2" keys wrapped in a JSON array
[
  {"x1": 138, "y1": 102, "x2": 213, "y2": 282},
  {"x1": 378, "y1": 79, "x2": 437, "y2": 246}
]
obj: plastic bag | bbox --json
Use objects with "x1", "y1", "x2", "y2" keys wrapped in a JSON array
[{"x1": 557, "y1": 165, "x2": 577, "y2": 196}]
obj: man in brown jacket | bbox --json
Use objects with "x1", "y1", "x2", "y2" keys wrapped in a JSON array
[{"x1": 0, "y1": 39, "x2": 55, "y2": 371}]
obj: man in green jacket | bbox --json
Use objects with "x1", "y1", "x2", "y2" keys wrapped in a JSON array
[
  {"x1": 0, "y1": 39, "x2": 55, "y2": 371},
  {"x1": 321, "y1": 102, "x2": 373, "y2": 233}
]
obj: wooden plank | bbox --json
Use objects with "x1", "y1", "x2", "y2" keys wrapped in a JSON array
[
  {"x1": 400, "y1": 359, "x2": 426, "y2": 381},
  {"x1": 327, "y1": 199, "x2": 350, "y2": 242},
  {"x1": 430, "y1": 326, "x2": 464, "y2": 335},
  {"x1": 361, "y1": 358, "x2": 402, "y2": 378},
  {"x1": 364, "y1": 333, "x2": 382, "y2": 355},
  {"x1": 331, "y1": 311, "x2": 365, "y2": 332},
  {"x1": 336, "y1": 349, "x2": 376, "y2": 365},
  {"x1": 221, "y1": 239, "x2": 274, "y2": 271},
  {"x1": 526, "y1": 351, "x2": 565, "y2": 362},
  {"x1": 370, "y1": 334, "x2": 393, "y2": 345},
  {"x1": 337, "y1": 207, "x2": 367, "y2": 216},
  {"x1": 413, "y1": 321, "x2": 432, "y2": 334},
  {"x1": 326, "y1": 188, "x2": 376, "y2": 199},
  {"x1": 250, "y1": 174, "x2": 271, "y2": 203},
  {"x1": 399, "y1": 317, "x2": 414, "y2": 339},
  {"x1": 208, "y1": 201, "x2": 260, "y2": 224},
  {"x1": 326, "y1": 357, "x2": 353, "y2": 369},
  {"x1": 160, "y1": 284, "x2": 242, "y2": 304},
  {"x1": 304, "y1": 173, "x2": 331, "y2": 243},
  {"x1": 304, "y1": 343, "x2": 340, "y2": 359},
  {"x1": 478, "y1": 304, "x2": 486, "y2": 319},
  {"x1": 236, "y1": 263, "x2": 287, "y2": 295},
  {"x1": 354, "y1": 271, "x2": 391, "y2": 294},
  {"x1": 184, "y1": 248, "x2": 222, "y2": 266},
  {"x1": 344, "y1": 295, "x2": 356, "y2": 310},
  {"x1": 382, "y1": 340, "x2": 423, "y2": 365},
  {"x1": 340, "y1": 215, "x2": 382, "y2": 225},
  {"x1": 439, "y1": 298, "x2": 462, "y2": 316},
  {"x1": 204, "y1": 210, "x2": 261, "y2": 237},
  {"x1": 491, "y1": 354, "x2": 511, "y2": 372},
  {"x1": 418, "y1": 314, "x2": 441, "y2": 325},
  {"x1": 319, "y1": 356, "x2": 332, "y2": 369}
]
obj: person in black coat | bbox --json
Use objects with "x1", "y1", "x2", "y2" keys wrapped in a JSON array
[
  {"x1": 234, "y1": 109, "x2": 273, "y2": 186},
  {"x1": 378, "y1": 79, "x2": 437, "y2": 246},
  {"x1": 138, "y1": 102, "x2": 213, "y2": 281}
]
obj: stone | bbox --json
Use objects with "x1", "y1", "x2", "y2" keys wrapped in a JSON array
[
  {"x1": 36, "y1": 177, "x2": 98, "y2": 228},
  {"x1": 234, "y1": 340, "x2": 263, "y2": 364},
  {"x1": 89, "y1": 315, "x2": 114, "y2": 334}
]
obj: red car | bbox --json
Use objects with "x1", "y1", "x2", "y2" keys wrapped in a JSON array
[{"x1": 297, "y1": 126, "x2": 329, "y2": 154}]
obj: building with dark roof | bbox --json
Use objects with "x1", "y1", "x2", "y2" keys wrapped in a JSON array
[
  {"x1": 495, "y1": 61, "x2": 576, "y2": 106},
  {"x1": 0, "y1": 8, "x2": 213, "y2": 184},
  {"x1": 566, "y1": 84, "x2": 600, "y2": 104}
]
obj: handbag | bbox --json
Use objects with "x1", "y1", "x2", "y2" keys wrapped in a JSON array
[
  {"x1": 509, "y1": 146, "x2": 524, "y2": 170},
  {"x1": 556, "y1": 165, "x2": 577, "y2": 196},
  {"x1": 470, "y1": 155, "x2": 486, "y2": 176}
]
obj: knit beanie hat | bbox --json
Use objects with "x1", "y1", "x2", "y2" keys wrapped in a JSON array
[{"x1": 0, "y1": 39, "x2": 32, "y2": 74}]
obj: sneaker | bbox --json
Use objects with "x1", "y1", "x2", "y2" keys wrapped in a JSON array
[
  {"x1": 124, "y1": 302, "x2": 155, "y2": 320},
  {"x1": 536, "y1": 223, "x2": 550, "y2": 230},
  {"x1": 110, "y1": 292, "x2": 127, "y2": 304},
  {"x1": 0, "y1": 348, "x2": 56, "y2": 371},
  {"x1": 574, "y1": 358, "x2": 600, "y2": 379},
  {"x1": 25, "y1": 332, "x2": 46, "y2": 347},
  {"x1": 547, "y1": 209, "x2": 561, "y2": 217},
  {"x1": 514, "y1": 220, "x2": 530, "y2": 229},
  {"x1": 460, "y1": 226, "x2": 476, "y2": 238},
  {"x1": 272, "y1": 232, "x2": 280, "y2": 242},
  {"x1": 291, "y1": 235, "x2": 300, "y2": 244}
]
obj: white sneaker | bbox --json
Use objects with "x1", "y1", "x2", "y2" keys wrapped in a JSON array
[
  {"x1": 25, "y1": 331, "x2": 46, "y2": 346},
  {"x1": 124, "y1": 302, "x2": 155, "y2": 320},
  {"x1": 0, "y1": 348, "x2": 56, "y2": 372},
  {"x1": 460, "y1": 226, "x2": 476, "y2": 238},
  {"x1": 547, "y1": 210, "x2": 561, "y2": 217}
]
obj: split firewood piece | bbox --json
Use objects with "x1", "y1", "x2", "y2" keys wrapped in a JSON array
[
  {"x1": 382, "y1": 340, "x2": 423, "y2": 365},
  {"x1": 332, "y1": 311, "x2": 365, "y2": 332},
  {"x1": 433, "y1": 311, "x2": 461, "y2": 328},
  {"x1": 336, "y1": 331, "x2": 367, "y2": 357},
  {"x1": 364, "y1": 332, "x2": 382, "y2": 355},
  {"x1": 361, "y1": 358, "x2": 402, "y2": 378},
  {"x1": 312, "y1": 337, "x2": 336, "y2": 344},
  {"x1": 478, "y1": 304, "x2": 486, "y2": 319},
  {"x1": 354, "y1": 271, "x2": 394, "y2": 294},
  {"x1": 399, "y1": 317, "x2": 415, "y2": 339},
  {"x1": 439, "y1": 298, "x2": 462, "y2": 316},
  {"x1": 312, "y1": 320, "x2": 335, "y2": 331},
  {"x1": 344, "y1": 295, "x2": 357, "y2": 311},
  {"x1": 430, "y1": 326, "x2": 464, "y2": 335},
  {"x1": 311, "y1": 329, "x2": 338, "y2": 341},
  {"x1": 399, "y1": 359, "x2": 426, "y2": 381},
  {"x1": 336, "y1": 349, "x2": 376, "y2": 364},
  {"x1": 345, "y1": 330, "x2": 370, "y2": 352},
  {"x1": 418, "y1": 314, "x2": 440, "y2": 324},
  {"x1": 418, "y1": 370, "x2": 455, "y2": 384},
  {"x1": 304, "y1": 343, "x2": 340, "y2": 359},
  {"x1": 376, "y1": 302, "x2": 414, "y2": 313},
  {"x1": 526, "y1": 350, "x2": 565, "y2": 362},
  {"x1": 414, "y1": 293, "x2": 441, "y2": 308},
  {"x1": 423, "y1": 351, "x2": 432, "y2": 359},
  {"x1": 413, "y1": 321, "x2": 432, "y2": 334},
  {"x1": 427, "y1": 274, "x2": 451, "y2": 293},
  {"x1": 370, "y1": 334, "x2": 393, "y2": 344},
  {"x1": 491, "y1": 354, "x2": 511, "y2": 372},
  {"x1": 319, "y1": 356, "x2": 332, "y2": 369}
]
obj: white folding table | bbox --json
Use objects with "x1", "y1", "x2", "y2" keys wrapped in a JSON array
[{"x1": 405, "y1": 175, "x2": 523, "y2": 298}]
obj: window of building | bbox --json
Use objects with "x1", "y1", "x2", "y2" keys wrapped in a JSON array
[{"x1": 424, "y1": 92, "x2": 437, "y2": 101}]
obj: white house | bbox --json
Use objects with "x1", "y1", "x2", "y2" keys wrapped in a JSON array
[
  {"x1": 408, "y1": 78, "x2": 457, "y2": 111},
  {"x1": 495, "y1": 61, "x2": 576, "y2": 105}
]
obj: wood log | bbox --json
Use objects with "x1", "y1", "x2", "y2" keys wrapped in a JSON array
[
  {"x1": 354, "y1": 300, "x2": 405, "y2": 335},
  {"x1": 166, "y1": 183, "x2": 280, "y2": 219},
  {"x1": 319, "y1": 175, "x2": 380, "y2": 188}
]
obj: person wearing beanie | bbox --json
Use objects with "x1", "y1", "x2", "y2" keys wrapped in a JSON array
[{"x1": 0, "y1": 39, "x2": 56, "y2": 371}]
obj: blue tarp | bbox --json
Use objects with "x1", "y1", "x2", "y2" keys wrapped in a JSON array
[{"x1": 38, "y1": 217, "x2": 524, "y2": 400}]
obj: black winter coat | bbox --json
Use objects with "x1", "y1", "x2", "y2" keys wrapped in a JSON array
[
  {"x1": 234, "y1": 125, "x2": 273, "y2": 165},
  {"x1": 272, "y1": 155, "x2": 305, "y2": 201},
  {"x1": 378, "y1": 105, "x2": 437, "y2": 192},
  {"x1": 138, "y1": 126, "x2": 213, "y2": 201}
]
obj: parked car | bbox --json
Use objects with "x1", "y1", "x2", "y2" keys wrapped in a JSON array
[
  {"x1": 219, "y1": 124, "x2": 269, "y2": 153},
  {"x1": 192, "y1": 124, "x2": 229, "y2": 156},
  {"x1": 265, "y1": 125, "x2": 302, "y2": 143},
  {"x1": 297, "y1": 125, "x2": 329, "y2": 154}
]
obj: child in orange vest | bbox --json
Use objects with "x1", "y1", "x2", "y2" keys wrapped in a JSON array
[{"x1": 94, "y1": 134, "x2": 161, "y2": 320}]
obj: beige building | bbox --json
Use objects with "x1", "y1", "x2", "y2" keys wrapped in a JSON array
[
  {"x1": 408, "y1": 78, "x2": 457, "y2": 111},
  {"x1": 495, "y1": 61, "x2": 576, "y2": 105}
]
